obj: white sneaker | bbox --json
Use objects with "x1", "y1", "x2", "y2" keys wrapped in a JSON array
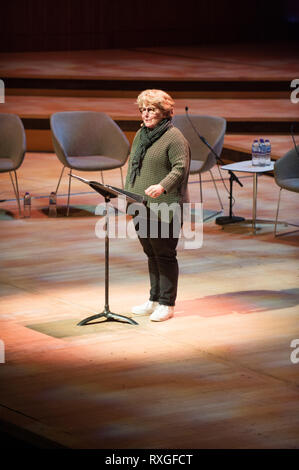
[
  {"x1": 132, "y1": 300, "x2": 158, "y2": 315},
  {"x1": 150, "y1": 304, "x2": 174, "y2": 322}
]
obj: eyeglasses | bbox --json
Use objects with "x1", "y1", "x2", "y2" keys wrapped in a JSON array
[{"x1": 139, "y1": 107, "x2": 158, "y2": 114}]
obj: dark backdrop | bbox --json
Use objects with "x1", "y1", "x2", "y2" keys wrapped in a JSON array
[{"x1": 0, "y1": 0, "x2": 296, "y2": 53}]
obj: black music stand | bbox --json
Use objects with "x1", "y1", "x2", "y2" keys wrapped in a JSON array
[{"x1": 71, "y1": 174, "x2": 144, "y2": 327}]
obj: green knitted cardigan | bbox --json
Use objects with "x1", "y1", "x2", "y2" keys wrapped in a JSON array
[{"x1": 125, "y1": 126, "x2": 190, "y2": 208}]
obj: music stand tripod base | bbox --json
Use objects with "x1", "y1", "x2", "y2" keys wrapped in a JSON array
[
  {"x1": 77, "y1": 309, "x2": 138, "y2": 326},
  {"x1": 216, "y1": 215, "x2": 245, "y2": 225}
]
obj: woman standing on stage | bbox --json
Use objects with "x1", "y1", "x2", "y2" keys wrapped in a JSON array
[{"x1": 125, "y1": 89, "x2": 190, "y2": 322}]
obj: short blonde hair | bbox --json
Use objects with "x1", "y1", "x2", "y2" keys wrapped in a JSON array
[{"x1": 136, "y1": 89, "x2": 175, "y2": 118}]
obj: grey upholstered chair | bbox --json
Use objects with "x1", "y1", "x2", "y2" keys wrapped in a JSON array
[
  {"x1": 0, "y1": 113, "x2": 26, "y2": 216},
  {"x1": 50, "y1": 111, "x2": 130, "y2": 215},
  {"x1": 172, "y1": 114, "x2": 226, "y2": 211},
  {"x1": 274, "y1": 147, "x2": 299, "y2": 236}
]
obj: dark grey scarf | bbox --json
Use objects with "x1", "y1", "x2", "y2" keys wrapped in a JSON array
[{"x1": 130, "y1": 118, "x2": 173, "y2": 184}]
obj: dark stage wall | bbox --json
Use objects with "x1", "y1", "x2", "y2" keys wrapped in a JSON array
[{"x1": 0, "y1": 0, "x2": 292, "y2": 53}]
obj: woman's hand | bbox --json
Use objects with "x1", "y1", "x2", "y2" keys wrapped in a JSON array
[{"x1": 145, "y1": 184, "x2": 165, "y2": 198}]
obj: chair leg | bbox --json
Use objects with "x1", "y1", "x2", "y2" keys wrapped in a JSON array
[
  {"x1": 56, "y1": 166, "x2": 65, "y2": 194},
  {"x1": 199, "y1": 173, "x2": 203, "y2": 203},
  {"x1": 274, "y1": 188, "x2": 282, "y2": 237},
  {"x1": 101, "y1": 171, "x2": 104, "y2": 184},
  {"x1": 209, "y1": 168, "x2": 224, "y2": 210},
  {"x1": 9, "y1": 170, "x2": 21, "y2": 216},
  {"x1": 66, "y1": 169, "x2": 72, "y2": 217},
  {"x1": 274, "y1": 188, "x2": 299, "y2": 236},
  {"x1": 120, "y1": 167, "x2": 124, "y2": 189}
]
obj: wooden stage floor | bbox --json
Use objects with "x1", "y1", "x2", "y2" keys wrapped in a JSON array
[
  {"x1": 1, "y1": 42, "x2": 298, "y2": 155},
  {"x1": 1, "y1": 42, "x2": 298, "y2": 81},
  {"x1": 1, "y1": 95, "x2": 297, "y2": 156},
  {"x1": 0, "y1": 152, "x2": 299, "y2": 449},
  {"x1": 0, "y1": 42, "x2": 299, "y2": 448}
]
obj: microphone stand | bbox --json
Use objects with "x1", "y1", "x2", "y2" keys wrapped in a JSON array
[{"x1": 185, "y1": 106, "x2": 245, "y2": 225}]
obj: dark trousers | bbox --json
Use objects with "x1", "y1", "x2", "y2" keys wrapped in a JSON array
[{"x1": 134, "y1": 214, "x2": 180, "y2": 306}]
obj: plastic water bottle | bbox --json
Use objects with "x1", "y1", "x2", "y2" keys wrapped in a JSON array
[
  {"x1": 48, "y1": 191, "x2": 57, "y2": 217},
  {"x1": 264, "y1": 139, "x2": 271, "y2": 166},
  {"x1": 23, "y1": 192, "x2": 31, "y2": 218},
  {"x1": 251, "y1": 139, "x2": 260, "y2": 166},
  {"x1": 259, "y1": 138, "x2": 266, "y2": 166}
]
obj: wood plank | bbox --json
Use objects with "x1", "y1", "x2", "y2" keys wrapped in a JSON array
[
  {"x1": 1, "y1": 96, "x2": 297, "y2": 122},
  {"x1": 224, "y1": 134, "x2": 299, "y2": 160},
  {"x1": 1, "y1": 44, "x2": 298, "y2": 81}
]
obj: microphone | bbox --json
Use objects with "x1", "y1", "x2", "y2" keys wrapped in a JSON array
[{"x1": 185, "y1": 106, "x2": 224, "y2": 165}]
